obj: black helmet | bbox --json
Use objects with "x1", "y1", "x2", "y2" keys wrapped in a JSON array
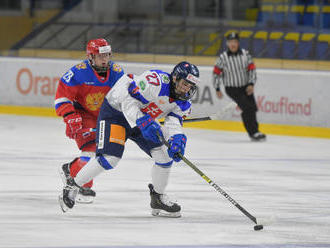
[
  {"x1": 226, "y1": 32, "x2": 240, "y2": 41},
  {"x1": 170, "y1": 61, "x2": 200, "y2": 101}
]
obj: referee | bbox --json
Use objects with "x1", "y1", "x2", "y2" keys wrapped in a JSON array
[{"x1": 212, "y1": 32, "x2": 266, "y2": 141}]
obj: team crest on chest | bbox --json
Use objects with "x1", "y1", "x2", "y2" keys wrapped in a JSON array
[
  {"x1": 85, "y1": 92, "x2": 105, "y2": 111},
  {"x1": 75, "y1": 62, "x2": 87, "y2": 70}
]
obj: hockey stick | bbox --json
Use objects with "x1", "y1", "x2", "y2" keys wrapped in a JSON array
[
  {"x1": 159, "y1": 101, "x2": 237, "y2": 125},
  {"x1": 157, "y1": 132, "x2": 263, "y2": 231}
]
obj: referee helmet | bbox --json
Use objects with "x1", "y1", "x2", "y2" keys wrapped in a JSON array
[{"x1": 226, "y1": 32, "x2": 240, "y2": 41}]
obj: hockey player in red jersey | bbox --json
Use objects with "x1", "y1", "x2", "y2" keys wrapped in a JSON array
[{"x1": 55, "y1": 38, "x2": 124, "y2": 203}]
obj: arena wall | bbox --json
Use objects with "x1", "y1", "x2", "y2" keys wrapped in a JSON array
[{"x1": 1, "y1": 56, "x2": 329, "y2": 138}]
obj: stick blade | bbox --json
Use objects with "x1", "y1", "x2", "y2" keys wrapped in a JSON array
[{"x1": 210, "y1": 101, "x2": 237, "y2": 120}]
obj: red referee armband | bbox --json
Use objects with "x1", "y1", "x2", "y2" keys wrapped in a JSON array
[
  {"x1": 213, "y1": 66, "x2": 222, "y2": 75},
  {"x1": 247, "y1": 63, "x2": 256, "y2": 71}
]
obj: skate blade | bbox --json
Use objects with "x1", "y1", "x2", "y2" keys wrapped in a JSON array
[
  {"x1": 76, "y1": 194, "x2": 94, "y2": 204},
  {"x1": 250, "y1": 138, "x2": 266, "y2": 142},
  {"x1": 151, "y1": 209, "x2": 181, "y2": 218},
  {"x1": 58, "y1": 195, "x2": 69, "y2": 213}
]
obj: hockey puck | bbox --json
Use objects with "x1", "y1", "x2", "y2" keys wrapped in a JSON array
[{"x1": 254, "y1": 224, "x2": 263, "y2": 231}]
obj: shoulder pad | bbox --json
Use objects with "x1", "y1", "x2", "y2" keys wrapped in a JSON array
[
  {"x1": 175, "y1": 100, "x2": 191, "y2": 112},
  {"x1": 61, "y1": 69, "x2": 75, "y2": 84},
  {"x1": 74, "y1": 62, "x2": 88, "y2": 70},
  {"x1": 111, "y1": 62, "x2": 123, "y2": 73}
]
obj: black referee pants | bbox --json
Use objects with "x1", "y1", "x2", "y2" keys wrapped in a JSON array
[{"x1": 225, "y1": 86, "x2": 259, "y2": 136}]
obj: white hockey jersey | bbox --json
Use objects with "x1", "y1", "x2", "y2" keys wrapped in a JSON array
[{"x1": 103, "y1": 69, "x2": 191, "y2": 138}]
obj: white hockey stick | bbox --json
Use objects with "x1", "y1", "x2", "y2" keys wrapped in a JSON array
[{"x1": 160, "y1": 101, "x2": 237, "y2": 124}]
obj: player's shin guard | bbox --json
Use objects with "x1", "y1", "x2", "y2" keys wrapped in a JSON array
[
  {"x1": 151, "y1": 163, "x2": 172, "y2": 194},
  {"x1": 70, "y1": 157, "x2": 93, "y2": 188},
  {"x1": 74, "y1": 155, "x2": 120, "y2": 186}
]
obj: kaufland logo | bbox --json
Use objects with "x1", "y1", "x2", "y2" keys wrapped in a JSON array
[{"x1": 257, "y1": 96, "x2": 311, "y2": 116}]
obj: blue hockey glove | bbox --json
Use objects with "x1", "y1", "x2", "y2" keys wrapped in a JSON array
[
  {"x1": 167, "y1": 134, "x2": 187, "y2": 162},
  {"x1": 136, "y1": 114, "x2": 163, "y2": 144}
]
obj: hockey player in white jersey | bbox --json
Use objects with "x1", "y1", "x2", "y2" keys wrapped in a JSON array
[{"x1": 59, "y1": 61, "x2": 200, "y2": 217}]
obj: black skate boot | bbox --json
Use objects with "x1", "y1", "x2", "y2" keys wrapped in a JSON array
[
  {"x1": 59, "y1": 159, "x2": 77, "y2": 185},
  {"x1": 148, "y1": 184, "x2": 181, "y2": 218},
  {"x1": 59, "y1": 160, "x2": 96, "y2": 204},
  {"x1": 58, "y1": 177, "x2": 79, "y2": 213},
  {"x1": 250, "y1": 132, "x2": 266, "y2": 142},
  {"x1": 77, "y1": 187, "x2": 96, "y2": 204}
]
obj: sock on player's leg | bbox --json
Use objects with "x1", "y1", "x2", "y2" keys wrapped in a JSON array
[{"x1": 70, "y1": 158, "x2": 93, "y2": 188}]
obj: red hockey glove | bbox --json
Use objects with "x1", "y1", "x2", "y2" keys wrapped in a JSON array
[{"x1": 63, "y1": 112, "x2": 83, "y2": 139}]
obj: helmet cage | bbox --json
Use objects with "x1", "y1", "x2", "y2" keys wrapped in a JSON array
[{"x1": 172, "y1": 73, "x2": 198, "y2": 101}]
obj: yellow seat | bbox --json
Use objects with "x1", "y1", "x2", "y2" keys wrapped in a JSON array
[
  {"x1": 301, "y1": 33, "x2": 316, "y2": 42},
  {"x1": 322, "y1": 6, "x2": 330, "y2": 13},
  {"x1": 239, "y1": 30, "x2": 253, "y2": 39},
  {"x1": 290, "y1": 5, "x2": 304, "y2": 13},
  {"x1": 261, "y1": 5, "x2": 274, "y2": 12},
  {"x1": 284, "y1": 32, "x2": 300, "y2": 43},
  {"x1": 254, "y1": 31, "x2": 268, "y2": 40},
  {"x1": 269, "y1": 32, "x2": 284, "y2": 40},
  {"x1": 276, "y1": 5, "x2": 289, "y2": 12},
  {"x1": 246, "y1": 8, "x2": 259, "y2": 21},
  {"x1": 306, "y1": 5, "x2": 320, "y2": 13},
  {"x1": 318, "y1": 34, "x2": 330, "y2": 44}
]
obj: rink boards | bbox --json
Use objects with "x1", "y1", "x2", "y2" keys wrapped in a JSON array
[{"x1": 0, "y1": 56, "x2": 329, "y2": 138}]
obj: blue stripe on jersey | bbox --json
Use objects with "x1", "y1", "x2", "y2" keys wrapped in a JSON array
[
  {"x1": 155, "y1": 161, "x2": 173, "y2": 168},
  {"x1": 97, "y1": 155, "x2": 113, "y2": 170},
  {"x1": 55, "y1": 101, "x2": 71, "y2": 110},
  {"x1": 150, "y1": 69, "x2": 166, "y2": 75},
  {"x1": 175, "y1": 100, "x2": 191, "y2": 112},
  {"x1": 128, "y1": 81, "x2": 149, "y2": 104},
  {"x1": 159, "y1": 82, "x2": 170, "y2": 97},
  {"x1": 80, "y1": 156, "x2": 91, "y2": 162},
  {"x1": 167, "y1": 112, "x2": 183, "y2": 126}
]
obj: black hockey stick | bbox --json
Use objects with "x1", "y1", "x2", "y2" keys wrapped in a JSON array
[
  {"x1": 159, "y1": 101, "x2": 237, "y2": 125},
  {"x1": 158, "y1": 132, "x2": 263, "y2": 231}
]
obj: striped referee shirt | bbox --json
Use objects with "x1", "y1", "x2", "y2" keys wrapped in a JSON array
[{"x1": 212, "y1": 48, "x2": 256, "y2": 89}]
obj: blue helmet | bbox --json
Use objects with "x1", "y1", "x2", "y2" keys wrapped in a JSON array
[{"x1": 170, "y1": 61, "x2": 200, "y2": 101}]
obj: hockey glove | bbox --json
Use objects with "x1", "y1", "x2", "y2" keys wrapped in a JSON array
[
  {"x1": 136, "y1": 114, "x2": 163, "y2": 144},
  {"x1": 167, "y1": 134, "x2": 187, "y2": 162},
  {"x1": 63, "y1": 112, "x2": 83, "y2": 139}
]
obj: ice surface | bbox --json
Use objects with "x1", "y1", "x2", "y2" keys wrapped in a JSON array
[{"x1": 0, "y1": 114, "x2": 330, "y2": 248}]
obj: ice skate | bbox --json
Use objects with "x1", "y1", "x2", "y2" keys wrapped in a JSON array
[
  {"x1": 250, "y1": 132, "x2": 266, "y2": 142},
  {"x1": 58, "y1": 177, "x2": 79, "y2": 213},
  {"x1": 148, "y1": 184, "x2": 181, "y2": 218},
  {"x1": 59, "y1": 162, "x2": 96, "y2": 204},
  {"x1": 76, "y1": 187, "x2": 96, "y2": 204},
  {"x1": 59, "y1": 162, "x2": 71, "y2": 185}
]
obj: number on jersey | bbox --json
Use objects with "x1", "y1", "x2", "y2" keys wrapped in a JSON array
[{"x1": 145, "y1": 72, "x2": 160, "y2": 86}]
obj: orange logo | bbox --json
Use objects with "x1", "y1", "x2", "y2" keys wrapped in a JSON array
[
  {"x1": 16, "y1": 67, "x2": 60, "y2": 96},
  {"x1": 85, "y1": 92, "x2": 105, "y2": 111}
]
